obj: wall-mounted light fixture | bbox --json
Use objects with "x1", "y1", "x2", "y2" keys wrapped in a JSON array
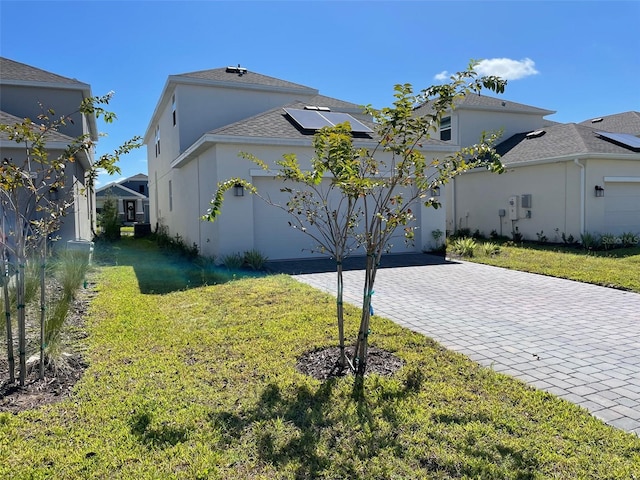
[
  {"x1": 48, "y1": 187, "x2": 59, "y2": 201},
  {"x1": 430, "y1": 186, "x2": 441, "y2": 197},
  {"x1": 595, "y1": 185, "x2": 604, "y2": 197},
  {"x1": 234, "y1": 184, "x2": 244, "y2": 197}
]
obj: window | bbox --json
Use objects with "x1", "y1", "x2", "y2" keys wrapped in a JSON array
[
  {"x1": 155, "y1": 125, "x2": 161, "y2": 156},
  {"x1": 138, "y1": 185, "x2": 145, "y2": 194},
  {"x1": 172, "y1": 94, "x2": 176, "y2": 126},
  {"x1": 440, "y1": 116, "x2": 451, "y2": 141},
  {"x1": 168, "y1": 180, "x2": 173, "y2": 211}
]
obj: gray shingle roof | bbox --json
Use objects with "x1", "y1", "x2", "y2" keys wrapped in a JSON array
[
  {"x1": 578, "y1": 111, "x2": 640, "y2": 135},
  {"x1": 175, "y1": 67, "x2": 317, "y2": 92},
  {"x1": 207, "y1": 100, "x2": 450, "y2": 148},
  {"x1": 0, "y1": 109, "x2": 74, "y2": 143},
  {"x1": 0, "y1": 57, "x2": 87, "y2": 86},
  {"x1": 414, "y1": 94, "x2": 554, "y2": 116},
  {"x1": 496, "y1": 123, "x2": 640, "y2": 165}
]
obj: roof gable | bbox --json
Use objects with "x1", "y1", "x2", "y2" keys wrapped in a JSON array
[{"x1": 96, "y1": 182, "x2": 146, "y2": 198}]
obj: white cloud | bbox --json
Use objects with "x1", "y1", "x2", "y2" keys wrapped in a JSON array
[
  {"x1": 434, "y1": 70, "x2": 449, "y2": 81},
  {"x1": 474, "y1": 58, "x2": 539, "y2": 80}
]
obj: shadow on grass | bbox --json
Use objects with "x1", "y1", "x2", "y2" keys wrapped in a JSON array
[
  {"x1": 129, "y1": 409, "x2": 189, "y2": 448},
  {"x1": 208, "y1": 376, "x2": 541, "y2": 478},
  {"x1": 93, "y1": 237, "x2": 262, "y2": 294}
]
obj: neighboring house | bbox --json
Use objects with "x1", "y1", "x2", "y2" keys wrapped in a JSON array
[
  {"x1": 0, "y1": 57, "x2": 98, "y2": 243},
  {"x1": 448, "y1": 107, "x2": 640, "y2": 241},
  {"x1": 96, "y1": 173, "x2": 150, "y2": 224},
  {"x1": 145, "y1": 66, "x2": 454, "y2": 260}
]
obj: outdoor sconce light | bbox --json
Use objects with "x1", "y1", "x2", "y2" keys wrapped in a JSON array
[
  {"x1": 430, "y1": 186, "x2": 441, "y2": 197},
  {"x1": 595, "y1": 185, "x2": 604, "y2": 197},
  {"x1": 48, "y1": 187, "x2": 59, "y2": 201},
  {"x1": 233, "y1": 184, "x2": 244, "y2": 197}
]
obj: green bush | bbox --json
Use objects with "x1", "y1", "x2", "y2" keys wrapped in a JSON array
[
  {"x1": 221, "y1": 252, "x2": 244, "y2": 269},
  {"x1": 98, "y1": 196, "x2": 120, "y2": 240},
  {"x1": 451, "y1": 237, "x2": 477, "y2": 257},
  {"x1": 481, "y1": 242, "x2": 501, "y2": 256},
  {"x1": 243, "y1": 249, "x2": 268, "y2": 270}
]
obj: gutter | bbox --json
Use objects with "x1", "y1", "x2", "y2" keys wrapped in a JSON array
[{"x1": 573, "y1": 158, "x2": 585, "y2": 236}]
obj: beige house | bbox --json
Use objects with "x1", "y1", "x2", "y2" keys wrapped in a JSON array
[
  {"x1": 0, "y1": 57, "x2": 98, "y2": 243},
  {"x1": 145, "y1": 66, "x2": 454, "y2": 260},
  {"x1": 447, "y1": 106, "x2": 640, "y2": 241}
]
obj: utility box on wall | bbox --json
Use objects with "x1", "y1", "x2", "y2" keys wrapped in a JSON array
[{"x1": 508, "y1": 196, "x2": 519, "y2": 220}]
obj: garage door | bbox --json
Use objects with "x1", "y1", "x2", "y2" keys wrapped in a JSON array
[
  {"x1": 252, "y1": 177, "x2": 423, "y2": 260},
  {"x1": 604, "y1": 182, "x2": 640, "y2": 234}
]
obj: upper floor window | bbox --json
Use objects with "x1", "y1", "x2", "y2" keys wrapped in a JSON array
[
  {"x1": 172, "y1": 94, "x2": 176, "y2": 127},
  {"x1": 440, "y1": 116, "x2": 451, "y2": 141},
  {"x1": 138, "y1": 185, "x2": 145, "y2": 194},
  {"x1": 155, "y1": 125, "x2": 161, "y2": 156}
]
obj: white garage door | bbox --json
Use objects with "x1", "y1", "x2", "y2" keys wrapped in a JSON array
[
  {"x1": 252, "y1": 177, "x2": 423, "y2": 260},
  {"x1": 604, "y1": 182, "x2": 640, "y2": 234}
]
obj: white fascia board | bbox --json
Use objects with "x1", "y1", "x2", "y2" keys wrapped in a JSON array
[
  {"x1": 167, "y1": 75, "x2": 318, "y2": 96},
  {"x1": 604, "y1": 176, "x2": 640, "y2": 183},
  {"x1": 494, "y1": 152, "x2": 640, "y2": 171},
  {"x1": 171, "y1": 133, "x2": 458, "y2": 170}
]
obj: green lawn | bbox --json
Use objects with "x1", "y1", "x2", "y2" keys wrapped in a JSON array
[
  {"x1": 456, "y1": 241, "x2": 640, "y2": 293},
  {"x1": 1, "y1": 239, "x2": 639, "y2": 479}
]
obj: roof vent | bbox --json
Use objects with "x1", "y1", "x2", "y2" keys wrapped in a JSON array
[
  {"x1": 226, "y1": 64, "x2": 247, "y2": 76},
  {"x1": 526, "y1": 130, "x2": 545, "y2": 139},
  {"x1": 501, "y1": 101, "x2": 506, "y2": 107},
  {"x1": 591, "y1": 117, "x2": 603, "y2": 123},
  {"x1": 304, "y1": 106, "x2": 331, "y2": 111}
]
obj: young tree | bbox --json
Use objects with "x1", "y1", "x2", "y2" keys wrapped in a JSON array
[
  {"x1": 203, "y1": 62, "x2": 506, "y2": 377},
  {"x1": 0, "y1": 93, "x2": 140, "y2": 385}
]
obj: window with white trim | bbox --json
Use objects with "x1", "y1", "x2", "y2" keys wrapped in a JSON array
[
  {"x1": 440, "y1": 116, "x2": 451, "y2": 141},
  {"x1": 172, "y1": 94, "x2": 176, "y2": 126},
  {"x1": 154, "y1": 125, "x2": 161, "y2": 156},
  {"x1": 168, "y1": 180, "x2": 173, "y2": 212}
]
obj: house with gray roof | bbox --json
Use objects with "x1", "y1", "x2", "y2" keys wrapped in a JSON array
[
  {"x1": 448, "y1": 104, "x2": 640, "y2": 241},
  {"x1": 0, "y1": 57, "x2": 97, "y2": 244},
  {"x1": 145, "y1": 66, "x2": 455, "y2": 260},
  {"x1": 96, "y1": 173, "x2": 149, "y2": 225}
]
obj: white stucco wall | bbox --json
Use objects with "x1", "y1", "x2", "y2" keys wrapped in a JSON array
[{"x1": 455, "y1": 110, "x2": 546, "y2": 147}]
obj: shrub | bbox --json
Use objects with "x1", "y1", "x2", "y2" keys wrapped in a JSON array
[
  {"x1": 600, "y1": 233, "x2": 617, "y2": 250},
  {"x1": 451, "y1": 237, "x2": 477, "y2": 257},
  {"x1": 98, "y1": 196, "x2": 121, "y2": 241},
  {"x1": 536, "y1": 230, "x2": 547, "y2": 243},
  {"x1": 512, "y1": 227, "x2": 523, "y2": 242},
  {"x1": 243, "y1": 249, "x2": 268, "y2": 270},
  {"x1": 580, "y1": 232, "x2": 600, "y2": 250},
  {"x1": 621, "y1": 232, "x2": 640, "y2": 247},
  {"x1": 221, "y1": 252, "x2": 244, "y2": 269},
  {"x1": 482, "y1": 242, "x2": 501, "y2": 256}
]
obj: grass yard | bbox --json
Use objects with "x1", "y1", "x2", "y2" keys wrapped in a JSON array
[
  {"x1": 1, "y1": 239, "x2": 639, "y2": 479},
  {"x1": 455, "y1": 242, "x2": 640, "y2": 294}
]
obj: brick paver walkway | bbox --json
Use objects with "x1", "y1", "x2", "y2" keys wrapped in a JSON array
[{"x1": 270, "y1": 255, "x2": 640, "y2": 436}]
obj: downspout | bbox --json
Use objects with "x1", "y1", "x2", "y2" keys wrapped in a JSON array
[
  {"x1": 451, "y1": 177, "x2": 456, "y2": 234},
  {"x1": 573, "y1": 158, "x2": 585, "y2": 236}
]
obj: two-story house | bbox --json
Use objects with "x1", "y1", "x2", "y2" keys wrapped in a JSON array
[
  {"x1": 145, "y1": 66, "x2": 454, "y2": 260},
  {"x1": 0, "y1": 57, "x2": 98, "y2": 243}
]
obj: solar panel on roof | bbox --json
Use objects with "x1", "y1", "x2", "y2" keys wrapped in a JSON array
[
  {"x1": 284, "y1": 108, "x2": 373, "y2": 134},
  {"x1": 596, "y1": 131, "x2": 640, "y2": 150},
  {"x1": 322, "y1": 111, "x2": 373, "y2": 133}
]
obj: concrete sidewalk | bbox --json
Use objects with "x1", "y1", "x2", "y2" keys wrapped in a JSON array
[{"x1": 276, "y1": 255, "x2": 640, "y2": 436}]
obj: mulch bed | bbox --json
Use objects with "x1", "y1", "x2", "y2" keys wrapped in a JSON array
[
  {"x1": 296, "y1": 345, "x2": 404, "y2": 380},
  {"x1": 0, "y1": 281, "x2": 95, "y2": 414}
]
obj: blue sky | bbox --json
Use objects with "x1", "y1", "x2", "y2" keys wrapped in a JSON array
[{"x1": 1, "y1": 0, "x2": 639, "y2": 187}]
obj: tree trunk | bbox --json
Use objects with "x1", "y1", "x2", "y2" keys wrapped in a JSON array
[
  {"x1": 354, "y1": 253, "x2": 377, "y2": 377},
  {"x1": 336, "y1": 260, "x2": 347, "y2": 368},
  {"x1": 39, "y1": 242, "x2": 46, "y2": 380},
  {"x1": 3, "y1": 256, "x2": 15, "y2": 384},
  {"x1": 17, "y1": 258, "x2": 26, "y2": 386}
]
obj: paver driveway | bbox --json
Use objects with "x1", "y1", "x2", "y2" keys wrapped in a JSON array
[{"x1": 271, "y1": 254, "x2": 640, "y2": 436}]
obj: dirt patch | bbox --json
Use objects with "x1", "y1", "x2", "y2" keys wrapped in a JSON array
[
  {"x1": 296, "y1": 345, "x2": 404, "y2": 380},
  {"x1": 0, "y1": 281, "x2": 95, "y2": 414}
]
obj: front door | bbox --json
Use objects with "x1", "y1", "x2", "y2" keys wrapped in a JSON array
[{"x1": 124, "y1": 200, "x2": 136, "y2": 222}]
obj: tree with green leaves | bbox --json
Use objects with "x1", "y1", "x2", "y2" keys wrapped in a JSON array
[
  {"x1": 0, "y1": 92, "x2": 141, "y2": 385},
  {"x1": 203, "y1": 62, "x2": 506, "y2": 377}
]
